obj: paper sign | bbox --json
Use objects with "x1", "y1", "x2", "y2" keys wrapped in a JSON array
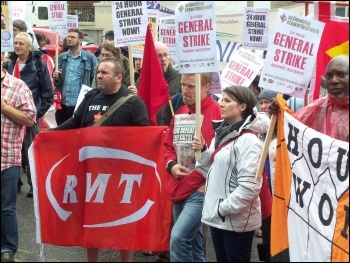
[
  {"x1": 259, "y1": 9, "x2": 325, "y2": 98},
  {"x1": 221, "y1": 49, "x2": 264, "y2": 88},
  {"x1": 175, "y1": 1, "x2": 217, "y2": 74}
]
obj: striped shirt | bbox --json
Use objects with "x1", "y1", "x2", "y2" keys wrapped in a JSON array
[{"x1": 1, "y1": 71, "x2": 37, "y2": 171}]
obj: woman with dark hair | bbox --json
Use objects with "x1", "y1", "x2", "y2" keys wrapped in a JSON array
[
  {"x1": 35, "y1": 32, "x2": 48, "y2": 54},
  {"x1": 91, "y1": 41, "x2": 130, "y2": 88},
  {"x1": 193, "y1": 86, "x2": 270, "y2": 262}
]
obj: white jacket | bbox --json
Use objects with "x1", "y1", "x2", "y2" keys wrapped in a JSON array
[{"x1": 196, "y1": 113, "x2": 270, "y2": 232}]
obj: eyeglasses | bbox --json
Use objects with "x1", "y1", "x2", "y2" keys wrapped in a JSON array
[
  {"x1": 100, "y1": 54, "x2": 113, "y2": 59},
  {"x1": 158, "y1": 53, "x2": 168, "y2": 59}
]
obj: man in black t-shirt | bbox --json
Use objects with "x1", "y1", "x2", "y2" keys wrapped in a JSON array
[{"x1": 50, "y1": 57, "x2": 150, "y2": 262}]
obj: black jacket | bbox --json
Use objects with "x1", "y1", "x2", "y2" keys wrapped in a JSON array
[
  {"x1": 3, "y1": 51, "x2": 54, "y2": 118},
  {"x1": 52, "y1": 86, "x2": 150, "y2": 130}
]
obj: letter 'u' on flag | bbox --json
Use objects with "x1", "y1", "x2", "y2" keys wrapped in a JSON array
[
  {"x1": 310, "y1": 1, "x2": 349, "y2": 101},
  {"x1": 138, "y1": 25, "x2": 170, "y2": 126}
]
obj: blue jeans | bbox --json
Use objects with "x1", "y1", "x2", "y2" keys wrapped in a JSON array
[
  {"x1": 211, "y1": 226, "x2": 255, "y2": 262},
  {"x1": 170, "y1": 191, "x2": 204, "y2": 262},
  {"x1": 1, "y1": 166, "x2": 20, "y2": 254}
]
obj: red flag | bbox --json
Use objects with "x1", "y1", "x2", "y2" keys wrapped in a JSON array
[
  {"x1": 311, "y1": 1, "x2": 349, "y2": 101},
  {"x1": 13, "y1": 61, "x2": 21, "y2": 79},
  {"x1": 138, "y1": 25, "x2": 170, "y2": 125},
  {"x1": 28, "y1": 126, "x2": 172, "y2": 251}
]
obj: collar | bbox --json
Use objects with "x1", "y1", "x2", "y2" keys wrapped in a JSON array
[
  {"x1": 186, "y1": 96, "x2": 216, "y2": 113},
  {"x1": 68, "y1": 49, "x2": 82, "y2": 58},
  {"x1": 328, "y1": 94, "x2": 349, "y2": 108}
]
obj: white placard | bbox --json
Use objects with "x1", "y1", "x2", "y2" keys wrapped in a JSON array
[
  {"x1": 175, "y1": 1, "x2": 217, "y2": 74},
  {"x1": 26, "y1": 22, "x2": 40, "y2": 49},
  {"x1": 259, "y1": 9, "x2": 325, "y2": 99},
  {"x1": 112, "y1": 1, "x2": 148, "y2": 47},
  {"x1": 159, "y1": 16, "x2": 176, "y2": 60},
  {"x1": 74, "y1": 85, "x2": 92, "y2": 113},
  {"x1": 1, "y1": 1, "x2": 13, "y2": 52},
  {"x1": 67, "y1": 15, "x2": 78, "y2": 29},
  {"x1": 48, "y1": 1, "x2": 68, "y2": 40},
  {"x1": 221, "y1": 49, "x2": 264, "y2": 88},
  {"x1": 243, "y1": 7, "x2": 269, "y2": 50},
  {"x1": 11, "y1": 1, "x2": 26, "y2": 20}
]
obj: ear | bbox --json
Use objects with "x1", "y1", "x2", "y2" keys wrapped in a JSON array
[
  {"x1": 240, "y1": 103, "x2": 247, "y2": 112},
  {"x1": 203, "y1": 82, "x2": 210, "y2": 92},
  {"x1": 115, "y1": 73, "x2": 122, "y2": 83}
]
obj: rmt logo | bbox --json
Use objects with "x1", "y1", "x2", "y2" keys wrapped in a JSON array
[{"x1": 45, "y1": 146, "x2": 162, "y2": 227}]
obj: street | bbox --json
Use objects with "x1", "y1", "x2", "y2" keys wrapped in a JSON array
[{"x1": 15, "y1": 171, "x2": 262, "y2": 262}]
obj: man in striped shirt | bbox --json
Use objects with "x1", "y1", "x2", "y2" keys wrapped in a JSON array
[{"x1": 1, "y1": 66, "x2": 36, "y2": 262}]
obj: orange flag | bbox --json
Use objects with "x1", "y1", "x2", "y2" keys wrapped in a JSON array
[
  {"x1": 138, "y1": 25, "x2": 170, "y2": 126},
  {"x1": 270, "y1": 96, "x2": 294, "y2": 261}
]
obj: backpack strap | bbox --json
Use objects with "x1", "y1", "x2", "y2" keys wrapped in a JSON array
[
  {"x1": 35, "y1": 56, "x2": 43, "y2": 78},
  {"x1": 210, "y1": 130, "x2": 256, "y2": 164},
  {"x1": 93, "y1": 93, "x2": 134, "y2": 126}
]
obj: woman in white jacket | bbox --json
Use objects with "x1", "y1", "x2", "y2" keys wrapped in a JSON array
[{"x1": 193, "y1": 86, "x2": 269, "y2": 262}]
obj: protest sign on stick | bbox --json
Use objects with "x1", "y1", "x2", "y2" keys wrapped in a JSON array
[
  {"x1": 175, "y1": 1, "x2": 217, "y2": 159},
  {"x1": 259, "y1": 9, "x2": 325, "y2": 99}
]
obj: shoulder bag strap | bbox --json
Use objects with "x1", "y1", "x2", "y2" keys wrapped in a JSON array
[
  {"x1": 209, "y1": 130, "x2": 256, "y2": 164},
  {"x1": 93, "y1": 93, "x2": 134, "y2": 127}
]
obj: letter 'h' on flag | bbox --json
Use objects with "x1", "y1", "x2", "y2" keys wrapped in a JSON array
[
  {"x1": 311, "y1": 1, "x2": 349, "y2": 101},
  {"x1": 138, "y1": 25, "x2": 170, "y2": 126}
]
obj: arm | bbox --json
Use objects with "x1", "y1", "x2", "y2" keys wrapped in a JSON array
[
  {"x1": 163, "y1": 118, "x2": 190, "y2": 179},
  {"x1": 38, "y1": 63, "x2": 54, "y2": 118},
  {"x1": 89, "y1": 55, "x2": 98, "y2": 87},
  {"x1": 53, "y1": 55, "x2": 63, "y2": 89},
  {"x1": 193, "y1": 135, "x2": 214, "y2": 177},
  {"x1": 50, "y1": 94, "x2": 86, "y2": 130},
  {"x1": 1, "y1": 99, "x2": 35, "y2": 127},
  {"x1": 219, "y1": 135, "x2": 263, "y2": 216},
  {"x1": 130, "y1": 97, "x2": 150, "y2": 125}
]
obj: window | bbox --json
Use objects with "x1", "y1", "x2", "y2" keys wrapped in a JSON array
[{"x1": 38, "y1": 7, "x2": 48, "y2": 20}]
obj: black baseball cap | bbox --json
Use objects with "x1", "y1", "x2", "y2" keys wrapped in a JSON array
[{"x1": 104, "y1": 30, "x2": 114, "y2": 41}]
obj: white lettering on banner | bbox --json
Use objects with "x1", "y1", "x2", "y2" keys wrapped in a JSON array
[
  {"x1": 63, "y1": 175, "x2": 78, "y2": 203},
  {"x1": 63, "y1": 173, "x2": 143, "y2": 204},
  {"x1": 119, "y1": 174, "x2": 142, "y2": 203},
  {"x1": 85, "y1": 173, "x2": 112, "y2": 203},
  {"x1": 46, "y1": 146, "x2": 161, "y2": 223}
]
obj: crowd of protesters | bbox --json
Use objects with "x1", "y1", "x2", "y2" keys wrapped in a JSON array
[{"x1": 1, "y1": 18, "x2": 349, "y2": 263}]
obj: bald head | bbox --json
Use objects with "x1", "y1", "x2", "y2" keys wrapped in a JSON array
[
  {"x1": 154, "y1": 41, "x2": 169, "y2": 72},
  {"x1": 325, "y1": 55, "x2": 349, "y2": 99}
]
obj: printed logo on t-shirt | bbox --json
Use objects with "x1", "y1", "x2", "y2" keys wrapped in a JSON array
[{"x1": 94, "y1": 112, "x2": 102, "y2": 122}]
